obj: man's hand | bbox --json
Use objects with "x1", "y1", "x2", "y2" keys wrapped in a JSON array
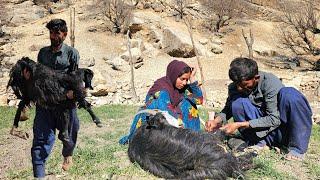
[
  {"x1": 205, "y1": 117, "x2": 222, "y2": 132},
  {"x1": 219, "y1": 121, "x2": 250, "y2": 134},
  {"x1": 66, "y1": 90, "x2": 74, "y2": 99}
]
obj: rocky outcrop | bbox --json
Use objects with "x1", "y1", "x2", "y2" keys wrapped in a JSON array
[
  {"x1": 162, "y1": 27, "x2": 195, "y2": 58},
  {"x1": 9, "y1": 1, "x2": 47, "y2": 26}
]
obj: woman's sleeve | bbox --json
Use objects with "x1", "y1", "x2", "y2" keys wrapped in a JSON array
[
  {"x1": 148, "y1": 90, "x2": 181, "y2": 119},
  {"x1": 185, "y1": 81, "x2": 203, "y2": 105}
]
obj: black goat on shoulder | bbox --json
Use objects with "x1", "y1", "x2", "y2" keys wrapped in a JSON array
[
  {"x1": 7, "y1": 57, "x2": 102, "y2": 141},
  {"x1": 128, "y1": 113, "x2": 255, "y2": 179}
]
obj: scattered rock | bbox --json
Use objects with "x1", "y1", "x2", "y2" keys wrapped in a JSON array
[
  {"x1": 151, "y1": 2, "x2": 164, "y2": 12},
  {"x1": 130, "y1": 17, "x2": 145, "y2": 33},
  {"x1": 199, "y1": 38, "x2": 208, "y2": 45},
  {"x1": 87, "y1": 26, "x2": 97, "y2": 32},
  {"x1": 0, "y1": 94, "x2": 7, "y2": 106},
  {"x1": 120, "y1": 48, "x2": 143, "y2": 64},
  {"x1": 210, "y1": 44, "x2": 223, "y2": 54},
  {"x1": 130, "y1": 39, "x2": 145, "y2": 52},
  {"x1": 211, "y1": 38, "x2": 223, "y2": 45},
  {"x1": 33, "y1": 32, "x2": 44, "y2": 36},
  {"x1": 29, "y1": 44, "x2": 41, "y2": 52},
  {"x1": 90, "y1": 84, "x2": 116, "y2": 96},
  {"x1": 147, "y1": 26, "x2": 162, "y2": 43},
  {"x1": 134, "y1": 62, "x2": 144, "y2": 69}
]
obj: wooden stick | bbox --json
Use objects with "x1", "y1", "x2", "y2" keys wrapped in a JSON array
[
  {"x1": 126, "y1": 30, "x2": 138, "y2": 101},
  {"x1": 184, "y1": 16, "x2": 207, "y2": 105},
  {"x1": 70, "y1": 7, "x2": 75, "y2": 47}
]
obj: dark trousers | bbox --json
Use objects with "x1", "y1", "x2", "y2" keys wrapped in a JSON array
[
  {"x1": 231, "y1": 87, "x2": 312, "y2": 154},
  {"x1": 31, "y1": 106, "x2": 79, "y2": 178}
]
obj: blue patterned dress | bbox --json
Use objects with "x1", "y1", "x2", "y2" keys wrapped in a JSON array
[{"x1": 119, "y1": 81, "x2": 203, "y2": 144}]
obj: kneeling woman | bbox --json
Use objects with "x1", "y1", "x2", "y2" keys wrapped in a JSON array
[{"x1": 119, "y1": 60, "x2": 203, "y2": 144}]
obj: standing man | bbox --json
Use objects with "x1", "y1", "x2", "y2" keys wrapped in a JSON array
[
  {"x1": 206, "y1": 57, "x2": 312, "y2": 161},
  {"x1": 31, "y1": 19, "x2": 80, "y2": 178}
]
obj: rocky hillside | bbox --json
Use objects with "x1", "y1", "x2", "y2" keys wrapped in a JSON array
[{"x1": 0, "y1": 0, "x2": 320, "y2": 122}]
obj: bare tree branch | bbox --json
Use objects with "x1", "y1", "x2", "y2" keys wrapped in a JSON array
[
  {"x1": 278, "y1": 0, "x2": 320, "y2": 56},
  {"x1": 97, "y1": 0, "x2": 133, "y2": 33},
  {"x1": 200, "y1": 0, "x2": 243, "y2": 32},
  {"x1": 173, "y1": 0, "x2": 191, "y2": 20},
  {"x1": 242, "y1": 29, "x2": 254, "y2": 59}
]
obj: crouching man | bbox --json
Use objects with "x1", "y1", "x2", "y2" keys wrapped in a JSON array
[{"x1": 206, "y1": 57, "x2": 312, "y2": 161}]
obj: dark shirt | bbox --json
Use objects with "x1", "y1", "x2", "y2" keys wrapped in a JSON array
[
  {"x1": 217, "y1": 71, "x2": 285, "y2": 138},
  {"x1": 37, "y1": 43, "x2": 80, "y2": 71}
]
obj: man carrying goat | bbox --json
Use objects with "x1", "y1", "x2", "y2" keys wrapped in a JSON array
[{"x1": 32, "y1": 18, "x2": 80, "y2": 178}]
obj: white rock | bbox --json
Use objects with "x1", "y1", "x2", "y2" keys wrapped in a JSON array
[
  {"x1": 199, "y1": 38, "x2": 209, "y2": 45},
  {"x1": 120, "y1": 48, "x2": 143, "y2": 63},
  {"x1": 0, "y1": 94, "x2": 7, "y2": 106}
]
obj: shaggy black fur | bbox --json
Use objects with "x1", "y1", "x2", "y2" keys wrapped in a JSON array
[
  {"x1": 7, "y1": 57, "x2": 101, "y2": 141},
  {"x1": 128, "y1": 113, "x2": 255, "y2": 179}
]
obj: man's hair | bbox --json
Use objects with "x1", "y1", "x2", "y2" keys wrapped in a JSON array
[
  {"x1": 46, "y1": 19, "x2": 68, "y2": 32},
  {"x1": 229, "y1": 57, "x2": 258, "y2": 83}
]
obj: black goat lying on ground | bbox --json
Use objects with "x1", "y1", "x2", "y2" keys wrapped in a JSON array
[
  {"x1": 7, "y1": 57, "x2": 102, "y2": 140},
  {"x1": 128, "y1": 113, "x2": 255, "y2": 179}
]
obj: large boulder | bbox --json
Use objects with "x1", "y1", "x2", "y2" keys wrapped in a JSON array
[
  {"x1": 90, "y1": 69, "x2": 117, "y2": 96},
  {"x1": 129, "y1": 16, "x2": 145, "y2": 33},
  {"x1": 162, "y1": 27, "x2": 195, "y2": 58},
  {"x1": 105, "y1": 56, "x2": 128, "y2": 71},
  {"x1": 9, "y1": 1, "x2": 46, "y2": 26},
  {"x1": 131, "y1": 39, "x2": 145, "y2": 52},
  {"x1": 148, "y1": 26, "x2": 162, "y2": 44},
  {"x1": 120, "y1": 48, "x2": 143, "y2": 64}
]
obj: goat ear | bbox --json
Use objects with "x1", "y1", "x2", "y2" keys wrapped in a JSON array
[
  {"x1": 84, "y1": 69, "x2": 93, "y2": 79},
  {"x1": 83, "y1": 69, "x2": 94, "y2": 89},
  {"x1": 146, "y1": 115, "x2": 158, "y2": 129},
  {"x1": 146, "y1": 114, "x2": 165, "y2": 130}
]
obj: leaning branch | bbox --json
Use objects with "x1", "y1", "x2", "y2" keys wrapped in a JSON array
[{"x1": 184, "y1": 16, "x2": 207, "y2": 105}]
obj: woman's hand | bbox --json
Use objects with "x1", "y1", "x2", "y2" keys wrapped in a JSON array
[
  {"x1": 205, "y1": 117, "x2": 222, "y2": 132},
  {"x1": 189, "y1": 66, "x2": 197, "y2": 83}
]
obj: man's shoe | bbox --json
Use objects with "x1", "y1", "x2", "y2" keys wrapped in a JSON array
[{"x1": 62, "y1": 156, "x2": 73, "y2": 171}]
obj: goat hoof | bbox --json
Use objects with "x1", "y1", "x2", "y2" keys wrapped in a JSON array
[
  {"x1": 19, "y1": 115, "x2": 29, "y2": 121},
  {"x1": 96, "y1": 122, "x2": 103, "y2": 128},
  {"x1": 10, "y1": 127, "x2": 29, "y2": 140}
]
